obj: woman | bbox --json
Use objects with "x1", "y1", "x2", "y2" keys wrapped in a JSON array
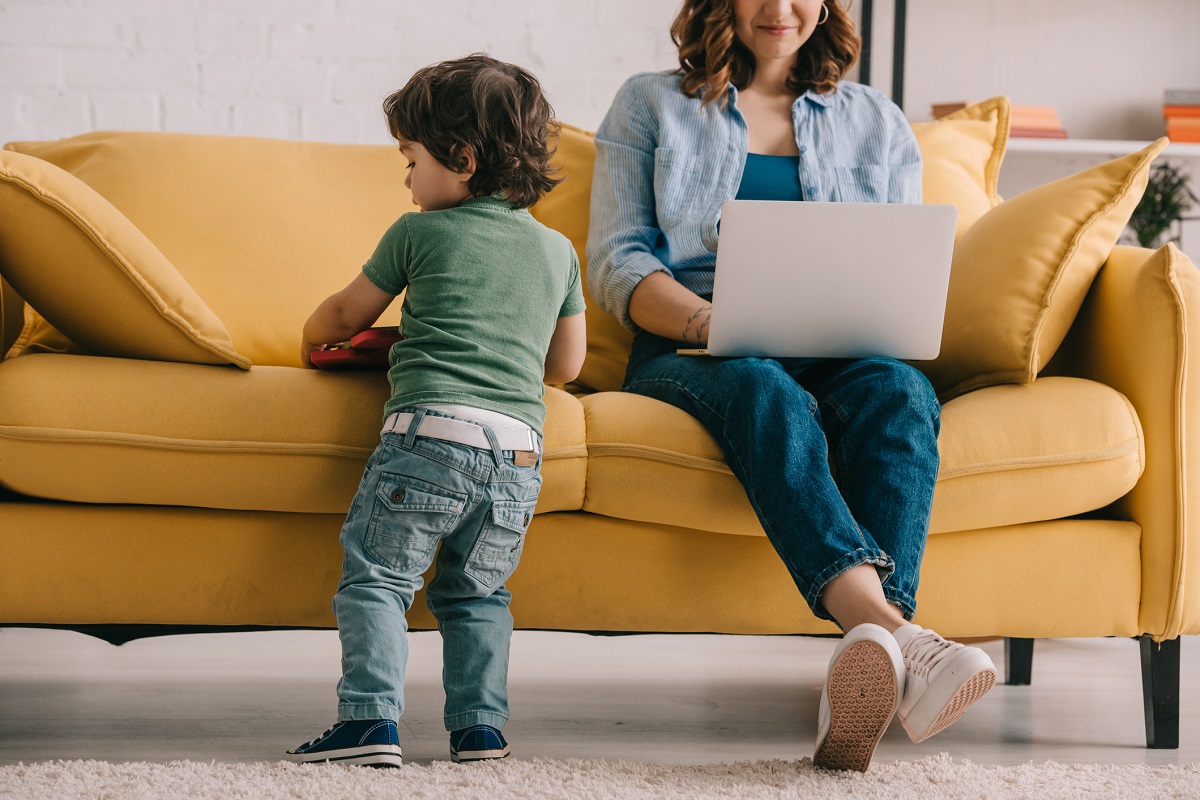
[{"x1": 587, "y1": 0, "x2": 996, "y2": 772}]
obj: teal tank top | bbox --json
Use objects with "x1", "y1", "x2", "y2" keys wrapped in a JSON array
[{"x1": 735, "y1": 153, "x2": 803, "y2": 201}]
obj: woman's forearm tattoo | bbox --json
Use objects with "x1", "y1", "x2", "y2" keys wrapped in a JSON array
[{"x1": 682, "y1": 307, "x2": 712, "y2": 343}]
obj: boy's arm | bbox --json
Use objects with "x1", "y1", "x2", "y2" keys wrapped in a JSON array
[
  {"x1": 542, "y1": 311, "x2": 587, "y2": 385},
  {"x1": 301, "y1": 272, "x2": 396, "y2": 367}
]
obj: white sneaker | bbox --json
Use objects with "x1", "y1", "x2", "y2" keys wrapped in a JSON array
[
  {"x1": 893, "y1": 624, "x2": 996, "y2": 743},
  {"x1": 812, "y1": 623, "x2": 904, "y2": 772}
]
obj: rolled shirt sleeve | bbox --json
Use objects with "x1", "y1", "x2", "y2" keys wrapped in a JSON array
[{"x1": 587, "y1": 77, "x2": 674, "y2": 333}]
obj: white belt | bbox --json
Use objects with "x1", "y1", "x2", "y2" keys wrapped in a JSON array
[{"x1": 382, "y1": 411, "x2": 539, "y2": 454}]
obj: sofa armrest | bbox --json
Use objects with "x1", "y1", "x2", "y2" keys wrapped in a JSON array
[{"x1": 1049, "y1": 244, "x2": 1200, "y2": 639}]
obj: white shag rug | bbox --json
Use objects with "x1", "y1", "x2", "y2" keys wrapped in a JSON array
[{"x1": 1, "y1": 755, "x2": 1198, "y2": 800}]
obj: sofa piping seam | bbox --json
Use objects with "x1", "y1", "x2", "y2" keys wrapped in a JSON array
[
  {"x1": 0, "y1": 425, "x2": 588, "y2": 461},
  {"x1": 587, "y1": 438, "x2": 1143, "y2": 480}
]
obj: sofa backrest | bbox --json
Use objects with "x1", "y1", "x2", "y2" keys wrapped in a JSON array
[
  {"x1": 4, "y1": 101, "x2": 1015, "y2": 386},
  {"x1": 6, "y1": 132, "x2": 417, "y2": 367},
  {"x1": 529, "y1": 123, "x2": 633, "y2": 394}
]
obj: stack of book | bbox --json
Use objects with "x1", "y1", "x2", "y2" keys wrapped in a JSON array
[
  {"x1": 931, "y1": 101, "x2": 1068, "y2": 138},
  {"x1": 1164, "y1": 89, "x2": 1200, "y2": 143}
]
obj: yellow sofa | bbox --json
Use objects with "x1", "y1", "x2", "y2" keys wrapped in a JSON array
[{"x1": 0, "y1": 99, "x2": 1195, "y2": 749}]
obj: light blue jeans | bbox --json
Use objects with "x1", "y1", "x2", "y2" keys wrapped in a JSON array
[
  {"x1": 623, "y1": 331, "x2": 941, "y2": 624},
  {"x1": 333, "y1": 407, "x2": 542, "y2": 731}
]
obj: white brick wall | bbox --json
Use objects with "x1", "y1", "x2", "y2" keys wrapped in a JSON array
[
  {"x1": 0, "y1": 0, "x2": 683, "y2": 144},
  {"x1": 2, "y1": 0, "x2": 1197, "y2": 145}
]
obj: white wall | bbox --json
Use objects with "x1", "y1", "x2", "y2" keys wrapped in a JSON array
[
  {"x1": 900, "y1": 0, "x2": 1200, "y2": 140},
  {"x1": 1, "y1": 0, "x2": 1196, "y2": 143},
  {"x1": 0, "y1": 0, "x2": 683, "y2": 144}
]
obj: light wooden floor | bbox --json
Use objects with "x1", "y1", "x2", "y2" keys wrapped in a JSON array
[{"x1": 0, "y1": 627, "x2": 1195, "y2": 767}]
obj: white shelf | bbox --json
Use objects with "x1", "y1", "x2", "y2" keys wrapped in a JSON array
[{"x1": 1005, "y1": 138, "x2": 1200, "y2": 158}]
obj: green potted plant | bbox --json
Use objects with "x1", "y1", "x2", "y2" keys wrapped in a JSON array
[{"x1": 1127, "y1": 162, "x2": 1198, "y2": 249}]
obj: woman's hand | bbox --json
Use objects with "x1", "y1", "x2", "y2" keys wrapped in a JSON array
[{"x1": 628, "y1": 271, "x2": 713, "y2": 345}]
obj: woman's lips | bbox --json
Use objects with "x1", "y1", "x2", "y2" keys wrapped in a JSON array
[{"x1": 758, "y1": 25, "x2": 794, "y2": 35}]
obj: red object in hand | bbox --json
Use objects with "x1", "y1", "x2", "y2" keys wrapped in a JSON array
[
  {"x1": 349, "y1": 327, "x2": 402, "y2": 350},
  {"x1": 310, "y1": 327, "x2": 403, "y2": 370}
]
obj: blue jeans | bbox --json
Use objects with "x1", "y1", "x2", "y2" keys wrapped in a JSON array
[
  {"x1": 333, "y1": 407, "x2": 542, "y2": 731},
  {"x1": 623, "y1": 331, "x2": 940, "y2": 624}
]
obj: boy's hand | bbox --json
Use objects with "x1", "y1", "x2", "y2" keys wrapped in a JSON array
[
  {"x1": 301, "y1": 340, "x2": 325, "y2": 369},
  {"x1": 301, "y1": 273, "x2": 397, "y2": 369}
]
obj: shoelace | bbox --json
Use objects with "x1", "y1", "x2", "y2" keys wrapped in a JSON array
[
  {"x1": 901, "y1": 630, "x2": 960, "y2": 678},
  {"x1": 301, "y1": 722, "x2": 343, "y2": 749}
]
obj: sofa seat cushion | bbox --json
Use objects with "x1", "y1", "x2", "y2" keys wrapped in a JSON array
[
  {"x1": 581, "y1": 376, "x2": 1143, "y2": 536},
  {"x1": 0, "y1": 354, "x2": 587, "y2": 514}
]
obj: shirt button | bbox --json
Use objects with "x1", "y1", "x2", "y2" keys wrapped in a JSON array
[
  {"x1": 807, "y1": 187, "x2": 817, "y2": 197},
  {"x1": 799, "y1": 145, "x2": 807, "y2": 154}
]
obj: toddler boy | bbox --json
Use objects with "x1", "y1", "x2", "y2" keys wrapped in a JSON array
[{"x1": 289, "y1": 53, "x2": 586, "y2": 767}]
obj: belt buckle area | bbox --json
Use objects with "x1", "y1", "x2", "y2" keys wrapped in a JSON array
[{"x1": 512, "y1": 450, "x2": 538, "y2": 467}]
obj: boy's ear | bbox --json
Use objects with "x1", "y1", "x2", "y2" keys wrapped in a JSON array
[{"x1": 451, "y1": 145, "x2": 476, "y2": 177}]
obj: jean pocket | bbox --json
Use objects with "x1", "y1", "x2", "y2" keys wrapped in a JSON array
[
  {"x1": 364, "y1": 473, "x2": 467, "y2": 573},
  {"x1": 464, "y1": 499, "x2": 536, "y2": 589},
  {"x1": 832, "y1": 165, "x2": 888, "y2": 203}
]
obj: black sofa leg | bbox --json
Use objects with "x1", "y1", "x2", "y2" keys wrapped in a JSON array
[
  {"x1": 1140, "y1": 635, "x2": 1180, "y2": 749},
  {"x1": 1005, "y1": 637, "x2": 1034, "y2": 685}
]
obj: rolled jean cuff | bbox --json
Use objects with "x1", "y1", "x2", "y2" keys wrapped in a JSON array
[
  {"x1": 444, "y1": 710, "x2": 509, "y2": 732},
  {"x1": 805, "y1": 548, "x2": 896, "y2": 626},
  {"x1": 339, "y1": 702, "x2": 400, "y2": 722},
  {"x1": 883, "y1": 585, "x2": 917, "y2": 622}
]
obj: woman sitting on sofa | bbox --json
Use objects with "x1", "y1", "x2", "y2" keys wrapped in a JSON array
[{"x1": 587, "y1": 0, "x2": 996, "y2": 772}]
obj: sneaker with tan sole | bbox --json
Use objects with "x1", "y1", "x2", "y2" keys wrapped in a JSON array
[
  {"x1": 812, "y1": 623, "x2": 904, "y2": 772},
  {"x1": 893, "y1": 624, "x2": 996, "y2": 743}
]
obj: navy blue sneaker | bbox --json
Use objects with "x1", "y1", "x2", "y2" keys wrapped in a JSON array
[
  {"x1": 450, "y1": 724, "x2": 510, "y2": 762},
  {"x1": 287, "y1": 719, "x2": 403, "y2": 767}
]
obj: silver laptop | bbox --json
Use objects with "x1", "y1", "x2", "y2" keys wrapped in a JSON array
[{"x1": 679, "y1": 200, "x2": 957, "y2": 360}]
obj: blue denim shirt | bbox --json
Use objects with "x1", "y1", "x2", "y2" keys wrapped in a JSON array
[{"x1": 586, "y1": 71, "x2": 922, "y2": 332}]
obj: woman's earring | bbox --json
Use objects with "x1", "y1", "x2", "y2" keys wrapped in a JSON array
[{"x1": 818, "y1": 3, "x2": 830, "y2": 24}]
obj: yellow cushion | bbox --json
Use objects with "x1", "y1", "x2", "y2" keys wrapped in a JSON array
[
  {"x1": 0, "y1": 354, "x2": 589, "y2": 515},
  {"x1": 581, "y1": 376, "x2": 1143, "y2": 537},
  {"x1": 912, "y1": 96, "x2": 1010, "y2": 241},
  {"x1": 0, "y1": 275, "x2": 25, "y2": 358},
  {"x1": 530, "y1": 123, "x2": 634, "y2": 394},
  {"x1": 6, "y1": 132, "x2": 418, "y2": 367},
  {"x1": 0, "y1": 150, "x2": 248, "y2": 368},
  {"x1": 919, "y1": 138, "x2": 1168, "y2": 400}
]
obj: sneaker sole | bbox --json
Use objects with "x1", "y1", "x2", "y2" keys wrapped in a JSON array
[
  {"x1": 287, "y1": 744, "x2": 403, "y2": 768},
  {"x1": 813, "y1": 640, "x2": 900, "y2": 773},
  {"x1": 902, "y1": 667, "x2": 996, "y2": 744},
  {"x1": 451, "y1": 746, "x2": 510, "y2": 763}
]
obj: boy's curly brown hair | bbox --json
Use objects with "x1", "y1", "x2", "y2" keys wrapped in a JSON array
[
  {"x1": 671, "y1": 0, "x2": 861, "y2": 107},
  {"x1": 383, "y1": 53, "x2": 562, "y2": 209}
]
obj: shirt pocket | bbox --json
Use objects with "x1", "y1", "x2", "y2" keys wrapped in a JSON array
[
  {"x1": 464, "y1": 499, "x2": 536, "y2": 589},
  {"x1": 653, "y1": 147, "x2": 703, "y2": 231},
  {"x1": 832, "y1": 165, "x2": 888, "y2": 203},
  {"x1": 364, "y1": 474, "x2": 467, "y2": 573}
]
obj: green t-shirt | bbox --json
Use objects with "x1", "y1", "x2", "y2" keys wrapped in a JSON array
[{"x1": 362, "y1": 195, "x2": 585, "y2": 434}]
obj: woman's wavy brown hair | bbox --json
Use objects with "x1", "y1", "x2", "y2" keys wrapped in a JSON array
[
  {"x1": 671, "y1": 1, "x2": 860, "y2": 106},
  {"x1": 383, "y1": 53, "x2": 561, "y2": 209}
]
